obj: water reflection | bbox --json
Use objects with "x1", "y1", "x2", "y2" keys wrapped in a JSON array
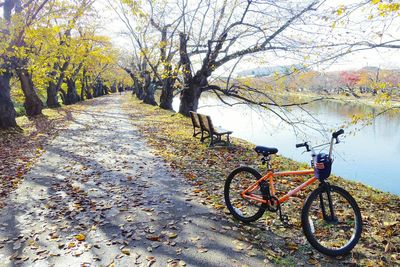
[{"x1": 173, "y1": 95, "x2": 400, "y2": 195}]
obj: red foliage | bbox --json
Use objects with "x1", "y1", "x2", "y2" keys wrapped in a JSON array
[{"x1": 340, "y1": 71, "x2": 361, "y2": 87}]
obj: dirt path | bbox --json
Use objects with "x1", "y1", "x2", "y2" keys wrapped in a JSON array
[{"x1": 0, "y1": 95, "x2": 270, "y2": 267}]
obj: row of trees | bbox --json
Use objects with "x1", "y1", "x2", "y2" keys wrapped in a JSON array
[
  {"x1": 113, "y1": 0, "x2": 399, "y2": 120},
  {"x1": 0, "y1": 0, "x2": 130, "y2": 129}
]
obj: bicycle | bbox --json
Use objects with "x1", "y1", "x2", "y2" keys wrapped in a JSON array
[{"x1": 224, "y1": 129, "x2": 362, "y2": 256}]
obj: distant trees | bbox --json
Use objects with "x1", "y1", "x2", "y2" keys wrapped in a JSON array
[
  {"x1": 112, "y1": 0, "x2": 181, "y2": 108},
  {"x1": 227, "y1": 65, "x2": 400, "y2": 104},
  {"x1": 340, "y1": 72, "x2": 361, "y2": 98}
]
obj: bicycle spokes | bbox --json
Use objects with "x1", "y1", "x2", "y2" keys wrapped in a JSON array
[
  {"x1": 229, "y1": 170, "x2": 265, "y2": 219},
  {"x1": 307, "y1": 189, "x2": 359, "y2": 250}
]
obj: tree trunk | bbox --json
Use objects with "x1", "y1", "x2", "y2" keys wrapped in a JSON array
[
  {"x1": 93, "y1": 83, "x2": 99, "y2": 97},
  {"x1": 46, "y1": 81, "x2": 60, "y2": 108},
  {"x1": 177, "y1": 28, "x2": 227, "y2": 116},
  {"x1": 142, "y1": 73, "x2": 157, "y2": 106},
  {"x1": 59, "y1": 88, "x2": 66, "y2": 104},
  {"x1": 159, "y1": 58, "x2": 175, "y2": 110},
  {"x1": 17, "y1": 68, "x2": 43, "y2": 116},
  {"x1": 158, "y1": 26, "x2": 174, "y2": 110},
  {"x1": 177, "y1": 32, "x2": 204, "y2": 116},
  {"x1": 46, "y1": 66, "x2": 66, "y2": 108},
  {"x1": 133, "y1": 77, "x2": 145, "y2": 100},
  {"x1": 85, "y1": 78, "x2": 93, "y2": 99},
  {"x1": 80, "y1": 78, "x2": 85, "y2": 101},
  {"x1": 0, "y1": 71, "x2": 17, "y2": 129},
  {"x1": 103, "y1": 85, "x2": 109, "y2": 95},
  {"x1": 159, "y1": 77, "x2": 174, "y2": 110},
  {"x1": 178, "y1": 81, "x2": 203, "y2": 116},
  {"x1": 143, "y1": 82, "x2": 158, "y2": 106},
  {"x1": 93, "y1": 81, "x2": 104, "y2": 97},
  {"x1": 136, "y1": 85, "x2": 144, "y2": 100},
  {"x1": 86, "y1": 87, "x2": 93, "y2": 99},
  {"x1": 111, "y1": 82, "x2": 117, "y2": 93},
  {"x1": 65, "y1": 78, "x2": 80, "y2": 105}
]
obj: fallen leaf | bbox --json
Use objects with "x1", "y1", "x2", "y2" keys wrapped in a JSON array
[
  {"x1": 121, "y1": 248, "x2": 130, "y2": 255},
  {"x1": 146, "y1": 256, "x2": 156, "y2": 261},
  {"x1": 197, "y1": 247, "x2": 208, "y2": 253},
  {"x1": 146, "y1": 235, "x2": 161, "y2": 241},
  {"x1": 285, "y1": 241, "x2": 298, "y2": 251},
  {"x1": 67, "y1": 242, "x2": 76, "y2": 248},
  {"x1": 307, "y1": 257, "x2": 319, "y2": 265},
  {"x1": 167, "y1": 232, "x2": 178, "y2": 239},
  {"x1": 75, "y1": 233, "x2": 86, "y2": 242},
  {"x1": 190, "y1": 236, "x2": 200, "y2": 242}
]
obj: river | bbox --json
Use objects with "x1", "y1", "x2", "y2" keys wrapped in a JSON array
[{"x1": 173, "y1": 95, "x2": 400, "y2": 195}]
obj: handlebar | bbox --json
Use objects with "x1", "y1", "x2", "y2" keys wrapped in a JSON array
[
  {"x1": 332, "y1": 129, "x2": 344, "y2": 139},
  {"x1": 295, "y1": 129, "x2": 344, "y2": 158},
  {"x1": 332, "y1": 128, "x2": 344, "y2": 145},
  {"x1": 295, "y1": 142, "x2": 311, "y2": 152}
]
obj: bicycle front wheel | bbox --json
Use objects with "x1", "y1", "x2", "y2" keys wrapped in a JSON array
[
  {"x1": 301, "y1": 185, "x2": 362, "y2": 256},
  {"x1": 224, "y1": 166, "x2": 267, "y2": 223}
]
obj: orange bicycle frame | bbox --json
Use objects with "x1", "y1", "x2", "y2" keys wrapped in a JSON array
[{"x1": 241, "y1": 169, "x2": 316, "y2": 205}]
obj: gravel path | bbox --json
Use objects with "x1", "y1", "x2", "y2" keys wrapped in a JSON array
[{"x1": 0, "y1": 95, "x2": 270, "y2": 267}]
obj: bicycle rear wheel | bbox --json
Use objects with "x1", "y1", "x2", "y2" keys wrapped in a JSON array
[
  {"x1": 301, "y1": 185, "x2": 362, "y2": 256},
  {"x1": 224, "y1": 166, "x2": 267, "y2": 223}
]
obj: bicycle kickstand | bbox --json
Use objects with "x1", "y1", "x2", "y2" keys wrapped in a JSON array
[{"x1": 277, "y1": 205, "x2": 291, "y2": 228}]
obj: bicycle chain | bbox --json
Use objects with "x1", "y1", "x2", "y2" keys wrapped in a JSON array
[{"x1": 267, "y1": 196, "x2": 279, "y2": 212}]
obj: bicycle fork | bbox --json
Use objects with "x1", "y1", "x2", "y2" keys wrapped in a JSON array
[{"x1": 319, "y1": 183, "x2": 337, "y2": 224}]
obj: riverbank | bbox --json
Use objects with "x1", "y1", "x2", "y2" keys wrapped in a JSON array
[
  {"x1": 274, "y1": 90, "x2": 400, "y2": 111},
  {"x1": 124, "y1": 95, "x2": 399, "y2": 266}
]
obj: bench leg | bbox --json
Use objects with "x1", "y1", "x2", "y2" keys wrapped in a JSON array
[
  {"x1": 208, "y1": 134, "x2": 232, "y2": 147},
  {"x1": 194, "y1": 130, "x2": 201, "y2": 137},
  {"x1": 201, "y1": 131, "x2": 211, "y2": 143},
  {"x1": 209, "y1": 135, "x2": 215, "y2": 147}
]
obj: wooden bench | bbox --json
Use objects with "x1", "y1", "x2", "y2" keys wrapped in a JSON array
[
  {"x1": 197, "y1": 113, "x2": 232, "y2": 147},
  {"x1": 189, "y1": 111, "x2": 203, "y2": 137}
]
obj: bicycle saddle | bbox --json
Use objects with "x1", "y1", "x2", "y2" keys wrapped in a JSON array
[{"x1": 254, "y1": 146, "x2": 278, "y2": 156}]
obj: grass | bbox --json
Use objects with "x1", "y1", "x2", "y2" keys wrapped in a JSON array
[{"x1": 123, "y1": 95, "x2": 400, "y2": 266}]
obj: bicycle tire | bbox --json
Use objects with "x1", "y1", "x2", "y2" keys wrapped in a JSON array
[
  {"x1": 224, "y1": 166, "x2": 267, "y2": 223},
  {"x1": 301, "y1": 185, "x2": 362, "y2": 256}
]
